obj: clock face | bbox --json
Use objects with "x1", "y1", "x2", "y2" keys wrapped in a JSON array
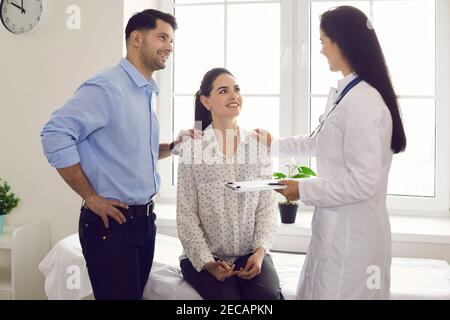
[{"x1": 1, "y1": 0, "x2": 44, "y2": 34}]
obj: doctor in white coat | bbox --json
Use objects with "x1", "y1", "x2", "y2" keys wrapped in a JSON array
[{"x1": 255, "y1": 6, "x2": 406, "y2": 299}]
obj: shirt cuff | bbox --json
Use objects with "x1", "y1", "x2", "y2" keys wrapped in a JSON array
[
  {"x1": 192, "y1": 251, "x2": 215, "y2": 272},
  {"x1": 47, "y1": 145, "x2": 80, "y2": 169},
  {"x1": 299, "y1": 179, "x2": 315, "y2": 206},
  {"x1": 252, "y1": 238, "x2": 271, "y2": 254}
]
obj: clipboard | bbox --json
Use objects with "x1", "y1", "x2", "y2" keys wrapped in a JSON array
[{"x1": 225, "y1": 180, "x2": 287, "y2": 193}]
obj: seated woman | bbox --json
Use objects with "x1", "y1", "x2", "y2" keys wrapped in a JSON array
[{"x1": 176, "y1": 67, "x2": 283, "y2": 300}]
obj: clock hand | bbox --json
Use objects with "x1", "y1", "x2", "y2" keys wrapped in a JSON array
[
  {"x1": 9, "y1": 1, "x2": 23, "y2": 11},
  {"x1": 21, "y1": 0, "x2": 26, "y2": 14}
]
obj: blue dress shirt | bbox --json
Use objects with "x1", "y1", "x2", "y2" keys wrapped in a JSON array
[{"x1": 41, "y1": 58, "x2": 160, "y2": 205}]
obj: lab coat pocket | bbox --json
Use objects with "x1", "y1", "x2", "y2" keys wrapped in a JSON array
[{"x1": 310, "y1": 208, "x2": 339, "y2": 259}]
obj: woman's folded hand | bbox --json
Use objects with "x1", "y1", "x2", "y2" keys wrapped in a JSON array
[
  {"x1": 237, "y1": 247, "x2": 265, "y2": 280},
  {"x1": 204, "y1": 260, "x2": 239, "y2": 282}
]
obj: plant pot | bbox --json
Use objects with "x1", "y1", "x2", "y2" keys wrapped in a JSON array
[
  {"x1": 278, "y1": 202, "x2": 299, "y2": 224},
  {"x1": 0, "y1": 215, "x2": 4, "y2": 234}
]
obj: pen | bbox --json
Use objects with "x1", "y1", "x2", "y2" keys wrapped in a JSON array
[{"x1": 268, "y1": 182, "x2": 283, "y2": 186}]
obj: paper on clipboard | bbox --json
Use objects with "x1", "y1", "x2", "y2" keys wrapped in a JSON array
[{"x1": 225, "y1": 180, "x2": 287, "y2": 193}]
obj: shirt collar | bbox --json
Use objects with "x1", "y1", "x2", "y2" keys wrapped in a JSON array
[
  {"x1": 148, "y1": 78, "x2": 160, "y2": 96},
  {"x1": 119, "y1": 58, "x2": 160, "y2": 95},
  {"x1": 336, "y1": 72, "x2": 358, "y2": 96}
]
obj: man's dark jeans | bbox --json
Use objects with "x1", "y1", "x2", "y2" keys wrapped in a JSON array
[{"x1": 78, "y1": 204, "x2": 156, "y2": 300}]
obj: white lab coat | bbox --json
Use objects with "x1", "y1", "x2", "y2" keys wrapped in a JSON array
[{"x1": 273, "y1": 74, "x2": 393, "y2": 299}]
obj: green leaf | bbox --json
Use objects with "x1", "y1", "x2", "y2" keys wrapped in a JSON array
[
  {"x1": 292, "y1": 173, "x2": 311, "y2": 179},
  {"x1": 293, "y1": 173, "x2": 310, "y2": 179},
  {"x1": 298, "y1": 166, "x2": 316, "y2": 176},
  {"x1": 273, "y1": 172, "x2": 287, "y2": 179}
]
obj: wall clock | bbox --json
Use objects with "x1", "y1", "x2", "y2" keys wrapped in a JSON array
[{"x1": 1, "y1": 0, "x2": 46, "y2": 34}]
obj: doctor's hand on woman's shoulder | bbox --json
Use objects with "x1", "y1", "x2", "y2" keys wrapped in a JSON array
[
  {"x1": 252, "y1": 129, "x2": 272, "y2": 148},
  {"x1": 276, "y1": 180, "x2": 300, "y2": 202}
]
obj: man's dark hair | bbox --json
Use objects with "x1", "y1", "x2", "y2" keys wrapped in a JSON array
[{"x1": 125, "y1": 9, "x2": 177, "y2": 41}]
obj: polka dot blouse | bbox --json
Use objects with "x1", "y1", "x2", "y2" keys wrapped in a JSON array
[{"x1": 176, "y1": 125, "x2": 277, "y2": 272}]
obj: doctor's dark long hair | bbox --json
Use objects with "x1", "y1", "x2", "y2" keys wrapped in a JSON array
[
  {"x1": 320, "y1": 6, "x2": 406, "y2": 154},
  {"x1": 195, "y1": 68, "x2": 234, "y2": 131}
]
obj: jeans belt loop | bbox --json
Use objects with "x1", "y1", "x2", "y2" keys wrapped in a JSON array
[{"x1": 146, "y1": 202, "x2": 150, "y2": 216}]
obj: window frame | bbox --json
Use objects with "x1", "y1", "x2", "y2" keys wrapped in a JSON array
[{"x1": 155, "y1": 0, "x2": 450, "y2": 216}]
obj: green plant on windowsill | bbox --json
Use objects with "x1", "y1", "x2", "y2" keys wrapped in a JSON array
[
  {"x1": 273, "y1": 163, "x2": 316, "y2": 223},
  {"x1": 0, "y1": 178, "x2": 20, "y2": 233}
]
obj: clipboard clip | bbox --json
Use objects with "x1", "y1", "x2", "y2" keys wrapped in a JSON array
[{"x1": 226, "y1": 182, "x2": 241, "y2": 189}]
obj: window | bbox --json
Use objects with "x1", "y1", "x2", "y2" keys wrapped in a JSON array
[
  {"x1": 158, "y1": 0, "x2": 281, "y2": 199},
  {"x1": 155, "y1": 0, "x2": 449, "y2": 214}
]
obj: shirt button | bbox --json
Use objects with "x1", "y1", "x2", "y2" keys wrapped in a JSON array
[{"x1": 102, "y1": 236, "x2": 107, "y2": 240}]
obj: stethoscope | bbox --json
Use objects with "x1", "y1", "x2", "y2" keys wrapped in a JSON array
[{"x1": 309, "y1": 77, "x2": 362, "y2": 138}]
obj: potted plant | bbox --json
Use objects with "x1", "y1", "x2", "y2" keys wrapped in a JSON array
[
  {"x1": 0, "y1": 178, "x2": 20, "y2": 233},
  {"x1": 273, "y1": 163, "x2": 316, "y2": 224}
]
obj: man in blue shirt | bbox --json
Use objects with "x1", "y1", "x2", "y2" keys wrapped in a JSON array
[{"x1": 41, "y1": 9, "x2": 181, "y2": 300}]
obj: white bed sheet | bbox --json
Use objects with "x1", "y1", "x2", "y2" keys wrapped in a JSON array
[{"x1": 39, "y1": 233, "x2": 450, "y2": 300}]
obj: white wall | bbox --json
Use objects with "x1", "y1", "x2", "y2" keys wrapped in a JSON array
[{"x1": 0, "y1": 0, "x2": 124, "y2": 244}]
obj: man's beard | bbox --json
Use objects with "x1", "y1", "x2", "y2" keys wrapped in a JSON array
[{"x1": 140, "y1": 42, "x2": 165, "y2": 72}]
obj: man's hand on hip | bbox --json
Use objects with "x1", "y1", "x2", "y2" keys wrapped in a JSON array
[
  {"x1": 84, "y1": 194, "x2": 129, "y2": 229},
  {"x1": 56, "y1": 163, "x2": 129, "y2": 229}
]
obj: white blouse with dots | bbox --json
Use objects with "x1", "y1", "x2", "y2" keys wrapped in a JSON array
[{"x1": 176, "y1": 124, "x2": 277, "y2": 272}]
